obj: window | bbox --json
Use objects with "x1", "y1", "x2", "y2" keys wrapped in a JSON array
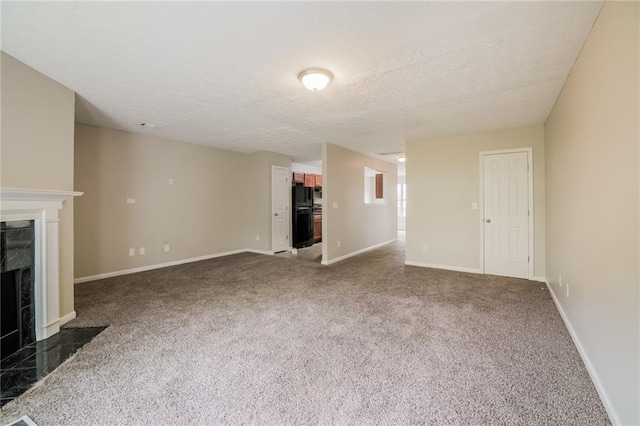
[
  {"x1": 397, "y1": 183, "x2": 406, "y2": 217},
  {"x1": 364, "y1": 167, "x2": 385, "y2": 205}
]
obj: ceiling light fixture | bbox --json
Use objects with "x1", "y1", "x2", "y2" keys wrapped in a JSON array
[
  {"x1": 298, "y1": 68, "x2": 333, "y2": 91},
  {"x1": 398, "y1": 157, "x2": 406, "y2": 163}
]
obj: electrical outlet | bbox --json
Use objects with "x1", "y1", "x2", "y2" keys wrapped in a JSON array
[
  {"x1": 559, "y1": 275, "x2": 562, "y2": 286},
  {"x1": 422, "y1": 244, "x2": 429, "y2": 252},
  {"x1": 337, "y1": 240, "x2": 341, "y2": 248},
  {"x1": 168, "y1": 178, "x2": 174, "y2": 185},
  {"x1": 163, "y1": 244, "x2": 170, "y2": 252},
  {"x1": 566, "y1": 283, "x2": 569, "y2": 298},
  {"x1": 255, "y1": 235, "x2": 260, "y2": 241},
  {"x1": 139, "y1": 247, "x2": 145, "y2": 255},
  {"x1": 471, "y1": 202, "x2": 478, "y2": 210},
  {"x1": 129, "y1": 248, "x2": 135, "y2": 256}
]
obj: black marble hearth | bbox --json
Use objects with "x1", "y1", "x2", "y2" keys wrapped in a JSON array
[
  {"x1": 0, "y1": 326, "x2": 107, "y2": 406},
  {"x1": 1, "y1": 221, "x2": 36, "y2": 360}
]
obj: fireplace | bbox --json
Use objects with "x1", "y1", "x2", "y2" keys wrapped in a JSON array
[
  {"x1": 0, "y1": 188, "x2": 82, "y2": 360},
  {"x1": 1, "y1": 220, "x2": 36, "y2": 359}
]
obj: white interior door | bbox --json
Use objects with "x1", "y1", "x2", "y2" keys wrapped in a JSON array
[
  {"x1": 272, "y1": 166, "x2": 289, "y2": 253},
  {"x1": 483, "y1": 151, "x2": 530, "y2": 279}
]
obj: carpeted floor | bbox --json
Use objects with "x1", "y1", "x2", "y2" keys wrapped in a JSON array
[{"x1": 1, "y1": 239, "x2": 609, "y2": 425}]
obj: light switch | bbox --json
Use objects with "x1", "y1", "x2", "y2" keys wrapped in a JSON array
[
  {"x1": 332, "y1": 202, "x2": 338, "y2": 209},
  {"x1": 139, "y1": 247, "x2": 145, "y2": 255},
  {"x1": 472, "y1": 202, "x2": 478, "y2": 210},
  {"x1": 126, "y1": 198, "x2": 136, "y2": 204},
  {"x1": 168, "y1": 178, "x2": 174, "y2": 185},
  {"x1": 129, "y1": 248, "x2": 135, "y2": 256}
]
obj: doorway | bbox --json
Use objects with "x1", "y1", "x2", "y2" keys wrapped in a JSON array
[
  {"x1": 276, "y1": 162, "x2": 323, "y2": 264},
  {"x1": 480, "y1": 149, "x2": 533, "y2": 279}
]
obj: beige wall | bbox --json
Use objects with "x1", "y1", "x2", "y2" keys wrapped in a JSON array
[
  {"x1": 322, "y1": 143, "x2": 397, "y2": 263},
  {"x1": 74, "y1": 124, "x2": 291, "y2": 278},
  {"x1": 244, "y1": 151, "x2": 292, "y2": 253},
  {"x1": 0, "y1": 52, "x2": 76, "y2": 318},
  {"x1": 544, "y1": 2, "x2": 639, "y2": 424},
  {"x1": 405, "y1": 126, "x2": 545, "y2": 276}
]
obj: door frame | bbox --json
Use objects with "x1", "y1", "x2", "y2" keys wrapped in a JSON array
[
  {"x1": 478, "y1": 148, "x2": 534, "y2": 279},
  {"x1": 271, "y1": 165, "x2": 291, "y2": 254}
]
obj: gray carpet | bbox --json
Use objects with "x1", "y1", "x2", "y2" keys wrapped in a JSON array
[
  {"x1": 275, "y1": 242, "x2": 323, "y2": 263},
  {"x1": 1, "y1": 240, "x2": 609, "y2": 425}
]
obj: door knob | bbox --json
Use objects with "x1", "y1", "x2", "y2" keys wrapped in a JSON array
[{"x1": 486, "y1": 219, "x2": 491, "y2": 223}]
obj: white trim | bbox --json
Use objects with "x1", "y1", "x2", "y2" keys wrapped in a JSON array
[
  {"x1": 532, "y1": 276, "x2": 546, "y2": 283},
  {"x1": 404, "y1": 260, "x2": 482, "y2": 274},
  {"x1": 5, "y1": 416, "x2": 38, "y2": 426},
  {"x1": 320, "y1": 239, "x2": 396, "y2": 265},
  {"x1": 478, "y1": 148, "x2": 534, "y2": 280},
  {"x1": 545, "y1": 280, "x2": 619, "y2": 425},
  {"x1": 59, "y1": 310, "x2": 77, "y2": 326},
  {"x1": 74, "y1": 249, "x2": 246, "y2": 284},
  {"x1": 0, "y1": 187, "x2": 83, "y2": 201},
  {"x1": 245, "y1": 248, "x2": 274, "y2": 256},
  {"x1": 271, "y1": 165, "x2": 291, "y2": 254},
  {"x1": 1, "y1": 187, "x2": 82, "y2": 341},
  {"x1": 73, "y1": 248, "x2": 275, "y2": 284}
]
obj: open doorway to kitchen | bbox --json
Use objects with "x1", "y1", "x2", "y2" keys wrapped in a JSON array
[{"x1": 275, "y1": 161, "x2": 323, "y2": 264}]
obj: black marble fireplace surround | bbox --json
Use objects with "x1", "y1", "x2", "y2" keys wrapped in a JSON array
[
  {"x1": 1, "y1": 220, "x2": 108, "y2": 406},
  {"x1": 1, "y1": 220, "x2": 36, "y2": 361}
]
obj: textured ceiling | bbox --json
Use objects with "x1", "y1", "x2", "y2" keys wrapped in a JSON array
[{"x1": 1, "y1": 2, "x2": 602, "y2": 162}]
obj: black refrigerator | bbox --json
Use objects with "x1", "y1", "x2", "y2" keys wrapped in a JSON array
[{"x1": 292, "y1": 186, "x2": 314, "y2": 248}]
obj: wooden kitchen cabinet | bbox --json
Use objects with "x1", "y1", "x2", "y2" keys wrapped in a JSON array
[
  {"x1": 304, "y1": 174, "x2": 315, "y2": 188},
  {"x1": 313, "y1": 214, "x2": 322, "y2": 243},
  {"x1": 298, "y1": 173, "x2": 323, "y2": 188},
  {"x1": 375, "y1": 173, "x2": 384, "y2": 199},
  {"x1": 292, "y1": 173, "x2": 304, "y2": 184}
]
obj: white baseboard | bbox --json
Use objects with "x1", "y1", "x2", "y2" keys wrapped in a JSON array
[
  {"x1": 59, "y1": 310, "x2": 76, "y2": 326},
  {"x1": 404, "y1": 260, "x2": 482, "y2": 274},
  {"x1": 321, "y1": 239, "x2": 396, "y2": 266},
  {"x1": 545, "y1": 280, "x2": 619, "y2": 425},
  {"x1": 244, "y1": 248, "x2": 274, "y2": 255},
  {"x1": 532, "y1": 276, "x2": 547, "y2": 283},
  {"x1": 74, "y1": 249, "x2": 253, "y2": 284}
]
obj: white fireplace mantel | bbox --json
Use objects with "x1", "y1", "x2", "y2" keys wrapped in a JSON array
[{"x1": 1, "y1": 187, "x2": 83, "y2": 340}]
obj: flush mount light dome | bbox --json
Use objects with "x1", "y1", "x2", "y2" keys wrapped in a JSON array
[
  {"x1": 398, "y1": 156, "x2": 406, "y2": 163},
  {"x1": 298, "y1": 68, "x2": 333, "y2": 91}
]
